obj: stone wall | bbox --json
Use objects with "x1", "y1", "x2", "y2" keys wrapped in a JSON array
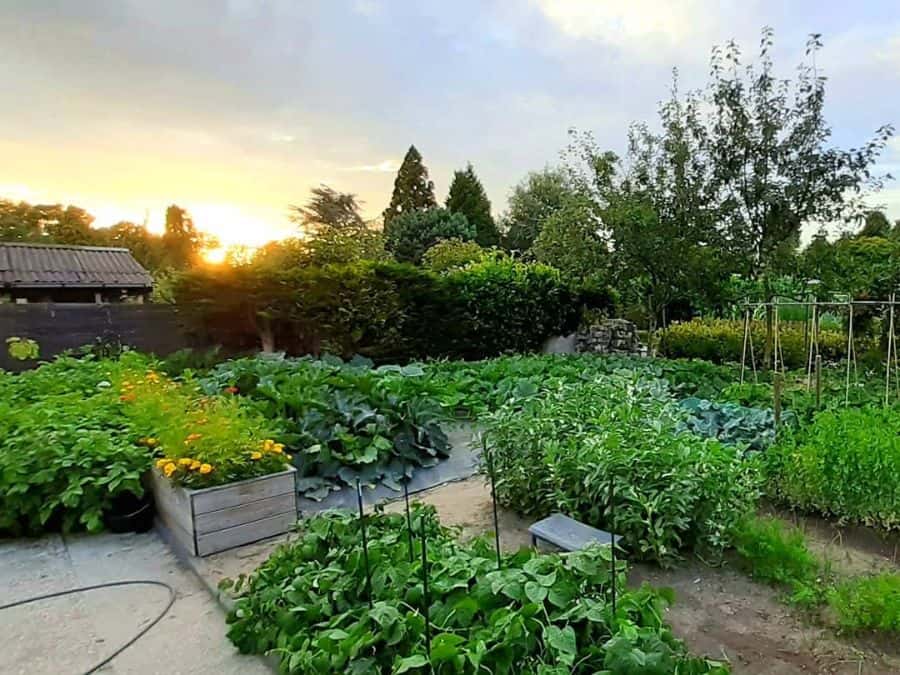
[{"x1": 574, "y1": 318, "x2": 645, "y2": 356}]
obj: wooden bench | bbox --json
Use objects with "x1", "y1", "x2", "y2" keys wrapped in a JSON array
[{"x1": 529, "y1": 513, "x2": 620, "y2": 552}]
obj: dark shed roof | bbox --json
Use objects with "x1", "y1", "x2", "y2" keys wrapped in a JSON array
[{"x1": 0, "y1": 242, "x2": 153, "y2": 289}]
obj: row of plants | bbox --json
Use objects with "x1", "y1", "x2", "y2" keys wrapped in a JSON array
[
  {"x1": 658, "y1": 318, "x2": 857, "y2": 369},
  {"x1": 482, "y1": 374, "x2": 761, "y2": 565},
  {"x1": 0, "y1": 353, "x2": 293, "y2": 535},
  {"x1": 225, "y1": 506, "x2": 728, "y2": 674},
  {"x1": 764, "y1": 405, "x2": 900, "y2": 531},
  {"x1": 732, "y1": 516, "x2": 900, "y2": 633}
]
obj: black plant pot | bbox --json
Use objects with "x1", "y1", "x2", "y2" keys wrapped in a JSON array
[{"x1": 103, "y1": 491, "x2": 155, "y2": 534}]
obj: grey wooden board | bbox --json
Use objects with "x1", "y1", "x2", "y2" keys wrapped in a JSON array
[
  {"x1": 193, "y1": 493, "x2": 297, "y2": 535},
  {"x1": 528, "y1": 513, "x2": 620, "y2": 552},
  {"x1": 195, "y1": 511, "x2": 297, "y2": 557},
  {"x1": 154, "y1": 509, "x2": 196, "y2": 556},
  {"x1": 192, "y1": 467, "x2": 296, "y2": 514},
  {"x1": 296, "y1": 425, "x2": 479, "y2": 515},
  {"x1": 149, "y1": 469, "x2": 194, "y2": 534}
]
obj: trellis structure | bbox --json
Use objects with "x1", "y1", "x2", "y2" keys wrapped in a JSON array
[{"x1": 738, "y1": 297, "x2": 900, "y2": 407}]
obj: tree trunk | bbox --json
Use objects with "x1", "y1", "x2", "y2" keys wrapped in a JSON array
[{"x1": 259, "y1": 316, "x2": 275, "y2": 353}]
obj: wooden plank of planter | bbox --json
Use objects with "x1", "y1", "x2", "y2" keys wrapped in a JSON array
[
  {"x1": 194, "y1": 492, "x2": 296, "y2": 534},
  {"x1": 150, "y1": 465, "x2": 298, "y2": 557},
  {"x1": 195, "y1": 511, "x2": 297, "y2": 557},
  {"x1": 191, "y1": 470, "x2": 296, "y2": 514}
]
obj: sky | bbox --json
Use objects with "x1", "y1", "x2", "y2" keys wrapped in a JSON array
[{"x1": 2, "y1": 0, "x2": 899, "y2": 252}]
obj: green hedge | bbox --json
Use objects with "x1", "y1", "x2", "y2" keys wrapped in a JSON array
[
  {"x1": 176, "y1": 260, "x2": 588, "y2": 362},
  {"x1": 658, "y1": 318, "x2": 847, "y2": 369}
]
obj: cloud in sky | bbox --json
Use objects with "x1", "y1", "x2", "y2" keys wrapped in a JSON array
[{"x1": 0, "y1": 0, "x2": 898, "y2": 243}]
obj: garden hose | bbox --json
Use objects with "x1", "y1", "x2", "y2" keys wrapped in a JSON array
[{"x1": 0, "y1": 579, "x2": 176, "y2": 675}]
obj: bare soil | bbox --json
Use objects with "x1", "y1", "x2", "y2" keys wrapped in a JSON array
[{"x1": 390, "y1": 476, "x2": 900, "y2": 675}]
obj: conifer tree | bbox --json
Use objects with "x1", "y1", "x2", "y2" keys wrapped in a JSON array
[
  {"x1": 445, "y1": 163, "x2": 499, "y2": 247},
  {"x1": 382, "y1": 145, "x2": 436, "y2": 225}
]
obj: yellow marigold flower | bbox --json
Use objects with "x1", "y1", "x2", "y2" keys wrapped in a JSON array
[
  {"x1": 199, "y1": 463, "x2": 213, "y2": 475},
  {"x1": 163, "y1": 462, "x2": 177, "y2": 477},
  {"x1": 155, "y1": 458, "x2": 169, "y2": 468},
  {"x1": 146, "y1": 438, "x2": 158, "y2": 448},
  {"x1": 186, "y1": 433, "x2": 202, "y2": 442},
  {"x1": 177, "y1": 457, "x2": 193, "y2": 467},
  {"x1": 271, "y1": 443, "x2": 284, "y2": 453},
  {"x1": 189, "y1": 460, "x2": 202, "y2": 470},
  {"x1": 250, "y1": 451, "x2": 263, "y2": 460},
  {"x1": 263, "y1": 439, "x2": 274, "y2": 451},
  {"x1": 286, "y1": 454, "x2": 293, "y2": 460},
  {"x1": 196, "y1": 418, "x2": 208, "y2": 425}
]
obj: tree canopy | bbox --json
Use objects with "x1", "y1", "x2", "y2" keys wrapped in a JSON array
[
  {"x1": 445, "y1": 163, "x2": 499, "y2": 247},
  {"x1": 382, "y1": 145, "x2": 436, "y2": 225}
]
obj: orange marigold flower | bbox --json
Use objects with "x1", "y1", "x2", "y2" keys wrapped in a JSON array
[
  {"x1": 177, "y1": 457, "x2": 193, "y2": 467},
  {"x1": 155, "y1": 458, "x2": 169, "y2": 468},
  {"x1": 163, "y1": 462, "x2": 177, "y2": 477},
  {"x1": 189, "y1": 460, "x2": 202, "y2": 470}
]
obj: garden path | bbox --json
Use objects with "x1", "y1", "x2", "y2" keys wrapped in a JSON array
[{"x1": 0, "y1": 530, "x2": 271, "y2": 675}]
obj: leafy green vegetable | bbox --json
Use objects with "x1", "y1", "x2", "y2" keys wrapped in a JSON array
[
  {"x1": 225, "y1": 506, "x2": 729, "y2": 673},
  {"x1": 483, "y1": 375, "x2": 760, "y2": 565}
]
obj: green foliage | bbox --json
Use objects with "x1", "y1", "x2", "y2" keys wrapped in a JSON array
[
  {"x1": 225, "y1": 507, "x2": 728, "y2": 673},
  {"x1": 731, "y1": 517, "x2": 819, "y2": 591},
  {"x1": 445, "y1": 163, "x2": 499, "y2": 247},
  {"x1": 385, "y1": 207, "x2": 475, "y2": 264},
  {"x1": 659, "y1": 318, "x2": 850, "y2": 368},
  {"x1": 200, "y1": 356, "x2": 450, "y2": 498},
  {"x1": 678, "y1": 397, "x2": 785, "y2": 452},
  {"x1": 500, "y1": 168, "x2": 576, "y2": 253},
  {"x1": 291, "y1": 184, "x2": 365, "y2": 232},
  {"x1": 421, "y1": 238, "x2": 489, "y2": 273},
  {"x1": 383, "y1": 145, "x2": 437, "y2": 226},
  {"x1": 0, "y1": 355, "x2": 150, "y2": 534},
  {"x1": 118, "y1": 364, "x2": 289, "y2": 489},
  {"x1": 6, "y1": 336, "x2": 40, "y2": 361},
  {"x1": 531, "y1": 196, "x2": 609, "y2": 282},
  {"x1": 177, "y1": 260, "x2": 581, "y2": 362},
  {"x1": 827, "y1": 573, "x2": 900, "y2": 633},
  {"x1": 484, "y1": 375, "x2": 759, "y2": 565},
  {"x1": 446, "y1": 260, "x2": 579, "y2": 359},
  {"x1": 765, "y1": 406, "x2": 900, "y2": 530}
]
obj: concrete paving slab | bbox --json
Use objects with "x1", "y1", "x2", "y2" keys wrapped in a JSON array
[{"x1": 0, "y1": 531, "x2": 271, "y2": 675}]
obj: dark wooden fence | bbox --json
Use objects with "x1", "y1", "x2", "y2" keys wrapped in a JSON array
[{"x1": 0, "y1": 303, "x2": 207, "y2": 371}]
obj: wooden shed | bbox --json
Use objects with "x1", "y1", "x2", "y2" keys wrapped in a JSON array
[{"x1": 0, "y1": 242, "x2": 153, "y2": 303}]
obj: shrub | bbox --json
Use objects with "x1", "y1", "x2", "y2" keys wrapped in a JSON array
[
  {"x1": 658, "y1": 318, "x2": 849, "y2": 369},
  {"x1": 178, "y1": 260, "x2": 582, "y2": 362},
  {"x1": 765, "y1": 406, "x2": 900, "y2": 530},
  {"x1": 421, "y1": 238, "x2": 488, "y2": 272},
  {"x1": 484, "y1": 375, "x2": 759, "y2": 565},
  {"x1": 384, "y1": 207, "x2": 475, "y2": 264}
]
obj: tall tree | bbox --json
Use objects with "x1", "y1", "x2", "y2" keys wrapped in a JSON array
[
  {"x1": 707, "y1": 29, "x2": 893, "y2": 282},
  {"x1": 445, "y1": 163, "x2": 499, "y2": 247},
  {"x1": 500, "y1": 168, "x2": 575, "y2": 253},
  {"x1": 858, "y1": 210, "x2": 892, "y2": 238},
  {"x1": 162, "y1": 205, "x2": 203, "y2": 269},
  {"x1": 382, "y1": 145, "x2": 436, "y2": 225},
  {"x1": 531, "y1": 195, "x2": 609, "y2": 282},
  {"x1": 94, "y1": 220, "x2": 166, "y2": 270},
  {"x1": 290, "y1": 184, "x2": 364, "y2": 234}
]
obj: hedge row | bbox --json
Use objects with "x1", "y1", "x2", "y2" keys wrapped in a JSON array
[
  {"x1": 176, "y1": 260, "x2": 600, "y2": 362},
  {"x1": 658, "y1": 318, "x2": 848, "y2": 369}
]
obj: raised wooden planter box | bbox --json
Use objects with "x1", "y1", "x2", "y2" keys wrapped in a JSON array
[{"x1": 150, "y1": 466, "x2": 298, "y2": 557}]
